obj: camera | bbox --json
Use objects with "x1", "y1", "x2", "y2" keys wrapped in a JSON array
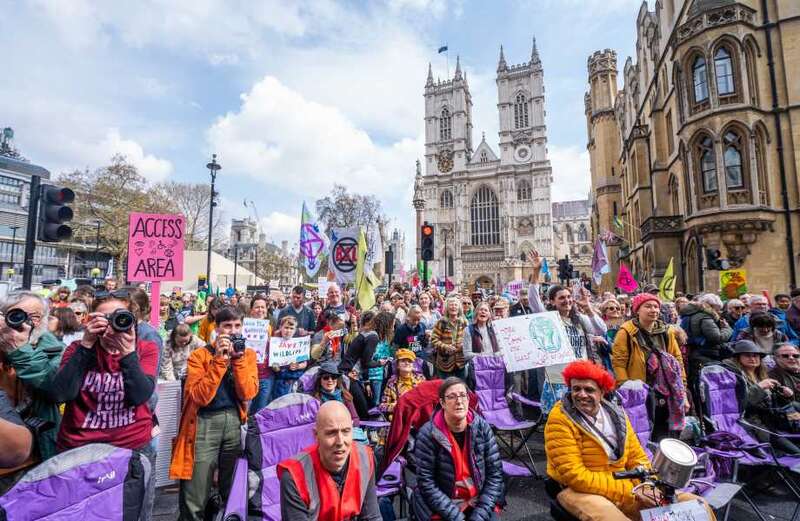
[
  {"x1": 4, "y1": 308, "x2": 30, "y2": 331},
  {"x1": 230, "y1": 334, "x2": 247, "y2": 353},
  {"x1": 106, "y1": 309, "x2": 136, "y2": 332}
]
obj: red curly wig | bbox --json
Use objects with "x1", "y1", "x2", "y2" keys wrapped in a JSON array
[{"x1": 562, "y1": 360, "x2": 616, "y2": 393}]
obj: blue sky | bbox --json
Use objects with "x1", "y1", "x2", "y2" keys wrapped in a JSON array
[{"x1": 1, "y1": 0, "x2": 645, "y2": 265}]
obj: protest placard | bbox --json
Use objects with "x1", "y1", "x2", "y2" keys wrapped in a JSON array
[
  {"x1": 318, "y1": 277, "x2": 330, "y2": 296},
  {"x1": 494, "y1": 311, "x2": 575, "y2": 374},
  {"x1": 269, "y1": 336, "x2": 311, "y2": 367},
  {"x1": 127, "y1": 212, "x2": 185, "y2": 326},
  {"x1": 242, "y1": 318, "x2": 270, "y2": 363},
  {"x1": 505, "y1": 280, "x2": 525, "y2": 297},
  {"x1": 640, "y1": 499, "x2": 710, "y2": 521}
]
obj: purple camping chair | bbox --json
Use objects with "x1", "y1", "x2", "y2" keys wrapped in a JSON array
[
  {"x1": 615, "y1": 380, "x2": 654, "y2": 458},
  {"x1": 0, "y1": 443, "x2": 151, "y2": 521},
  {"x1": 699, "y1": 364, "x2": 800, "y2": 520},
  {"x1": 614, "y1": 380, "x2": 752, "y2": 520},
  {"x1": 471, "y1": 355, "x2": 542, "y2": 478},
  {"x1": 245, "y1": 393, "x2": 320, "y2": 521}
]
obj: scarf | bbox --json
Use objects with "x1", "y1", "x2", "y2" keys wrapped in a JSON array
[
  {"x1": 321, "y1": 388, "x2": 344, "y2": 404},
  {"x1": 634, "y1": 319, "x2": 687, "y2": 431}
]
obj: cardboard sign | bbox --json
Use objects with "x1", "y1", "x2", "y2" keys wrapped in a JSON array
[
  {"x1": 494, "y1": 311, "x2": 574, "y2": 373},
  {"x1": 242, "y1": 318, "x2": 270, "y2": 363},
  {"x1": 268, "y1": 336, "x2": 311, "y2": 367},
  {"x1": 719, "y1": 269, "x2": 747, "y2": 300},
  {"x1": 505, "y1": 280, "x2": 526, "y2": 297},
  {"x1": 640, "y1": 499, "x2": 710, "y2": 521},
  {"x1": 127, "y1": 212, "x2": 185, "y2": 282}
]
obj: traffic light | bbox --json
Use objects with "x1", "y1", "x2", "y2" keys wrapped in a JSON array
[
  {"x1": 557, "y1": 257, "x2": 570, "y2": 282},
  {"x1": 705, "y1": 248, "x2": 729, "y2": 270},
  {"x1": 421, "y1": 222, "x2": 435, "y2": 261},
  {"x1": 37, "y1": 185, "x2": 74, "y2": 242}
]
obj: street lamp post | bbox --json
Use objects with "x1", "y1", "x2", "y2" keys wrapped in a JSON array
[
  {"x1": 206, "y1": 154, "x2": 221, "y2": 287},
  {"x1": 94, "y1": 220, "x2": 101, "y2": 274},
  {"x1": 233, "y1": 244, "x2": 239, "y2": 290},
  {"x1": 8, "y1": 225, "x2": 19, "y2": 281}
]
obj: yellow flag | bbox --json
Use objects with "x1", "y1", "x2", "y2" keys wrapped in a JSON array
[
  {"x1": 659, "y1": 257, "x2": 676, "y2": 301},
  {"x1": 355, "y1": 228, "x2": 378, "y2": 311}
]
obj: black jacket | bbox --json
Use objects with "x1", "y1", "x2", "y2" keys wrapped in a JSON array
[{"x1": 412, "y1": 411, "x2": 504, "y2": 521}]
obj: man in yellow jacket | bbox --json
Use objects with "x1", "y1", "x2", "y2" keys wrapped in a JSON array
[{"x1": 544, "y1": 360, "x2": 713, "y2": 520}]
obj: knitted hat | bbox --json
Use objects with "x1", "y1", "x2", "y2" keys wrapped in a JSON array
[
  {"x1": 395, "y1": 348, "x2": 416, "y2": 361},
  {"x1": 632, "y1": 293, "x2": 661, "y2": 313}
]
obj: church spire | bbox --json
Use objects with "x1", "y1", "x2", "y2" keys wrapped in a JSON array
[
  {"x1": 497, "y1": 45, "x2": 507, "y2": 73},
  {"x1": 426, "y1": 62, "x2": 433, "y2": 86},
  {"x1": 531, "y1": 36, "x2": 540, "y2": 65},
  {"x1": 454, "y1": 55, "x2": 462, "y2": 80}
]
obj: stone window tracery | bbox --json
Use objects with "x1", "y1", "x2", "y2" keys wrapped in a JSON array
[
  {"x1": 514, "y1": 93, "x2": 529, "y2": 129},
  {"x1": 723, "y1": 130, "x2": 744, "y2": 190},
  {"x1": 440, "y1": 107, "x2": 452, "y2": 141},
  {"x1": 517, "y1": 180, "x2": 532, "y2": 201},
  {"x1": 714, "y1": 47, "x2": 735, "y2": 96},
  {"x1": 470, "y1": 186, "x2": 500, "y2": 246},
  {"x1": 440, "y1": 189, "x2": 454, "y2": 208},
  {"x1": 692, "y1": 55, "x2": 709, "y2": 103}
]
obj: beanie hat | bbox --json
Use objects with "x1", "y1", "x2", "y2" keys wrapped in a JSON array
[{"x1": 632, "y1": 293, "x2": 661, "y2": 314}]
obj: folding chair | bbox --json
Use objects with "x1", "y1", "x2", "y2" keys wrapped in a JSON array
[
  {"x1": 698, "y1": 364, "x2": 800, "y2": 520},
  {"x1": 244, "y1": 393, "x2": 320, "y2": 521},
  {"x1": 615, "y1": 380, "x2": 750, "y2": 521},
  {"x1": 0, "y1": 443, "x2": 151, "y2": 521},
  {"x1": 471, "y1": 355, "x2": 543, "y2": 478}
]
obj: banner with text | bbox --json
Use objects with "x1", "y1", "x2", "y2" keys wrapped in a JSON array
[
  {"x1": 268, "y1": 336, "x2": 311, "y2": 367},
  {"x1": 494, "y1": 311, "x2": 575, "y2": 373},
  {"x1": 242, "y1": 318, "x2": 270, "y2": 364},
  {"x1": 127, "y1": 212, "x2": 185, "y2": 282}
]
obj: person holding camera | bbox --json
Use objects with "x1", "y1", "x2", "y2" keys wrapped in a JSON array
[
  {"x1": 48, "y1": 290, "x2": 158, "y2": 452},
  {"x1": 0, "y1": 291, "x2": 66, "y2": 462},
  {"x1": 169, "y1": 305, "x2": 258, "y2": 521}
]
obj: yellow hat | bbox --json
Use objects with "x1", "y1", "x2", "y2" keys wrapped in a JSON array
[{"x1": 395, "y1": 348, "x2": 416, "y2": 361}]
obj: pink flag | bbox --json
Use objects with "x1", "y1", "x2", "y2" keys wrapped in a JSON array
[{"x1": 616, "y1": 262, "x2": 639, "y2": 294}]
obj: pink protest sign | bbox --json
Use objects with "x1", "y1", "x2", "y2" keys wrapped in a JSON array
[
  {"x1": 616, "y1": 262, "x2": 639, "y2": 294},
  {"x1": 127, "y1": 213, "x2": 185, "y2": 282}
]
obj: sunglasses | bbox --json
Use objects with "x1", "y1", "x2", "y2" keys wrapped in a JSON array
[
  {"x1": 94, "y1": 289, "x2": 130, "y2": 300},
  {"x1": 604, "y1": 306, "x2": 621, "y2": 311},
  {"x1": 320, "y1": 374, "x2": 338, "y2": 381},
  {"x1": 778, "y1": 354, "x2": 800, "y2": 359}
]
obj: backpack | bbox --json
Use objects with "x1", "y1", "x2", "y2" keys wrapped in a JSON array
[{"x1": 680, "y1": 314, "x2": 706, "y2": 348}]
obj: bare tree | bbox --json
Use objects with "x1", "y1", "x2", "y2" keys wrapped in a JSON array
[
  {"x1": 151, "y1": 181, "x2": 227, "y2": 250},
  {"x1": 315, "y1": 184, "x2": 388, "y2": 234}
]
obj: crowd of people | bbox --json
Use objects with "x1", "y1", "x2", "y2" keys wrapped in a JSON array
[{"x1": 0, "y1": 256, "x2": 799, "y2": 520}]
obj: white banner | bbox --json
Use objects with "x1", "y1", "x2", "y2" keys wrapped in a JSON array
[
  {"x1": 494, "y1": 311, "x2": 575, "y2": 373},
  {"x1": 328, "y1": 227, "x2": 359, "y2": 284},
  {"x1": 242, "y1": 317, "x2": 270, "y2": 363},
  {"x1": 268, "y1": 336, "x2": 311, "y2": 367}
]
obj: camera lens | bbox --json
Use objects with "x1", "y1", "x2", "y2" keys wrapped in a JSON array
[
  {"x1": 230, "y1": 334, "x2": 247, "y2": 353},
  {"x1": 5, "y1": 308, "x2": 29, "y2": 330},
  {"x1": 108, "y1": 310, "x2": 136, "y2": 332}
]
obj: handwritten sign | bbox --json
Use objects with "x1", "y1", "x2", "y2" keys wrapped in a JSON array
[
  {"x1": 640, "y1": 500, "x2": 710, "y2": 521},
  {"x1": 269, "y1": 336, "x2": 311, "y2": 367},
  {"x1": 494, "y1": 312, "x2": 574, "y2": 373},
  {"x1": 127, "y1": 212, "x2": 185, "y2": 282},
  {"x1": 318, "y1": 277, "x2": 330, "y2": 297},
  {"x1": 242, "y1": 318, "x2": 270, "y2": 363}
]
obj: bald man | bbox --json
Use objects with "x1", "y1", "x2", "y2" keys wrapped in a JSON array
[{"x1": 278, "y1": 401, "x2": 380, "y2": 520}]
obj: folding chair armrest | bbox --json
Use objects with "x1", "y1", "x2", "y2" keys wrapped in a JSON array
[
  {"x1": 509, "y1": 392, "x2": 540, "y2": 409},
  {"x1": 738, "y1": 418, "x2": 800, "y2": 439}
]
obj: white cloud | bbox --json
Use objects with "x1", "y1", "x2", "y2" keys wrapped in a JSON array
[
  {"x1": 92, "y1": 129, "x2": 174, "y2": 181},
  {"x1": 550, "y1": 144, "x2": 591, "y2": 202},
  {"x1": 260, "y1": 211, "x2": 302, "y2": 245},
  {"x1": 207, "y1": 75, "x2": 421, "y2": 198}
]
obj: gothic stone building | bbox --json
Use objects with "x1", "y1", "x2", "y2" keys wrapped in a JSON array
[
  {"x1": 552, "y1": 200, "x2": 592, "y2": 276},
  {"x1": 586, "y1": 0, "x2": 800, "y2": 295},
  {"x1": 413, "y1": 40, "x2": 554, "y2": 290}
]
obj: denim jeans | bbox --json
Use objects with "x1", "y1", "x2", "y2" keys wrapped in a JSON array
[{"x1": 249, "y1": 376, "x2": 274, "y2": 415}]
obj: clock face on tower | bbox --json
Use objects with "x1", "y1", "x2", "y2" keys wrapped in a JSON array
[
  {"x1": 514, "y1": 145, "x2": 531, "y2": 163},
  {"x1": 437, "y1": 149, "x2": 454, "y2": 173}
]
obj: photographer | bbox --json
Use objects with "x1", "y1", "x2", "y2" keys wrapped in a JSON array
[
  {"x1": 0, "y1": 291, "x2": 66, "y2": 461},
  {"x1": 48, "y1": 289, "x2": 158, "y2": 451},
  {"x1": 169, "y1": 305, "x2": 258, "y2": 521}
]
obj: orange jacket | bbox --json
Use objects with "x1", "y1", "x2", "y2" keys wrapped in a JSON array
[{"x1": 169, "y1": 346, "x2": 258, "y2": 480}]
